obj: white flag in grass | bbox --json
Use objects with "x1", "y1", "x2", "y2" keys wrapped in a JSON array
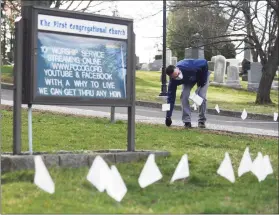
[{"x1": 34, "y1": 156, "x2": 55, "y2": 194}]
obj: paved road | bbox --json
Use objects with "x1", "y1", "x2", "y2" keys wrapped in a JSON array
[{"x1": 1, "y1": 89, "x2": 278, "y2": 136}]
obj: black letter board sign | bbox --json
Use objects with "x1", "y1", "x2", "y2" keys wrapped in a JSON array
[{"x1": 22, "y1": 6, "x2": 135, "y2": 106}]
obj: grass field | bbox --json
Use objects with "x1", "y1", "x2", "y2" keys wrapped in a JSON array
[
  {"x1": 1, "y1": 108, "x2": 278, "y2": 214},
  {"x1": 1, "y1": 65, "x2": 13, "y2": 83},
  {"x1": 136, "y1": 71, "x2": 278, "y2": 115}
]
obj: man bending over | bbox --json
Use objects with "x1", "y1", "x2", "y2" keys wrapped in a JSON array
[{"x1": 165, "y1": 58, "x2": 210, "y2": 128}]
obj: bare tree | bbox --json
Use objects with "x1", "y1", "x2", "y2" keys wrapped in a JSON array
[
  {"x1": 169, "y1": 0, "x2": 278, "y2": 104},
  {"x1": 1, "y1": 0, "x2": 113, "y2": 63},
  {"x1": 219, "y1": 0, "x2": 278, "y2": 104},
  {"x1": 167, "y1": 1, "x2": 236, "y2": 60}
]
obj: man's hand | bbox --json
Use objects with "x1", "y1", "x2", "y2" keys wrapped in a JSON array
[{"x1": 165, "y1": 117, "x2": 172, "y2": 127}]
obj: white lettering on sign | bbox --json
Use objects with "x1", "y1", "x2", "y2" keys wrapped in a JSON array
[
  {"x1": 37, "y1": 31, "x2": 127, "y2": 99},
  {"x1": 38, "y1": 14, "x2": 128, "y2": 39}
]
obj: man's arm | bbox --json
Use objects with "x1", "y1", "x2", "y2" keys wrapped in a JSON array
[{"x1": 166, "y1": 79, "x2": 177, "y2": 118}]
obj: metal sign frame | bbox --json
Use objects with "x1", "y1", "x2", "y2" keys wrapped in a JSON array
[
  {"x1": 13, "y1": 6, "x2": 136, "y2": 154},
  {"x1": 22, "y1": 6, "x2": 135, "y2": 107}
]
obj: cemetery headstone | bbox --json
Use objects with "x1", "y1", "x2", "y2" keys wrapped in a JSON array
[
  {"x1": 208, "y1": 61, "x2": 214, "y2": 71},
  {"x1": 166, "y1": 49, "x2": 172, "y2": 66},
  {"x1": 248, "y1": 62, "x2": 262, "y2": 91},
  {"x1": 212, "y1": 55, "x2": 226, "y2": 84},
  {"x1": 141, "y1": 63, "x2": 150, "y2": 71},
  {"x1": 271, "y1": 80, "x2": 278, "y2": 91},
  {"x1": 184, "y1": 47, "x2": 204, "y2": 59},
  {"x1": 136, "y1": 56, "x2": 140, "y2": 70},
  {"x1": 226, "y1": 59, "x2": 240, "y2": 67},
  {"x1": 149, "y1": 59, "x2": 162, "y2": 71},
  {"x1": 226, "y1": 66, "x2": 241, "y2": 88},
  {"x1": 211, "y1": 56, "x2": 216, "y2": 63},
  {"x1": 225, "y1": 61, "x2": 230, "y2": 74},
  {"x1": 171, "y1": 57, "x2": 177, "y2": 66}
]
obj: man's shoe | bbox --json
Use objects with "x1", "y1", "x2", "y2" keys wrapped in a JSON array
[
  {"x1": 198, "y1": 122, "x2": 206, "y2": 128},
  {"x1": 184, "y1": 122, "x2": 192, "y2": 128}
]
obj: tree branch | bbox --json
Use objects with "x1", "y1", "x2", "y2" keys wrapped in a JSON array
[
  {"x1": 72, "y1": 1, "x2": 83, "y2": 11},
  {"x1": 65, "y1": 1, "x2": 75, "y2": 10}
]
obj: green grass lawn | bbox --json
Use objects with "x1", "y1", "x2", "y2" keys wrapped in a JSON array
[
  {"x1": 136, "y1": 71, "x2": 278, "y2": 115},
  {"x1": 1, "y1": 65, "x2": 13, "y2": 83},
  {"x1": 1, "y1": 108, "x2": 278, "y2": 214}
]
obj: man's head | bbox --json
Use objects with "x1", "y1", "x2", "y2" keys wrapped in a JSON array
[{"x1": 166, "y1": 65, "x2": 182, "y2": 80}]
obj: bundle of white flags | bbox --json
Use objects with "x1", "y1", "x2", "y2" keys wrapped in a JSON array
[
  {"x1": 217, "y1": 147, "x2": 273, "y2": 183},
  {"x1": 189, "y1": 93, "x2": 203, "y2": 106},
  {"x1": 87, "y1": 156, "x2": 127, "y2": 202}
]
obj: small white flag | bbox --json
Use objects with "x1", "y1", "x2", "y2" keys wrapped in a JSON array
[
  {"x1": 251, "y1": 152, "x2": 266, "y2": 182},
  {"x1": 170, "y1": 154, "x2": 190, "y2": 183},
  {"x1": 87, "y1": 156, "x2": 111, "y2": 192},
  {"x1": 238, "y1": 147, "x2": 253, "y2": 177},
  {"x1": 274, "y1": 112, "x2": 278, "y2": 121},
  {"x1": 215, "y1": 104, "x2": 220, "y2": 113},
  {"x1": 34, "y1": 156, "x2": 55, "y2": 194},
  {"x1": 138, "y1": 154, "x2": 162, "y2": 188},
  {"x1": 241, "y1": 109, "x2": 247, "y2": 120},
  {"x1": 192, "y1": 103, "x2": 197, "y2": 111},
  {"x1": 190, "y1": 93, "x2": 203, "y2": 106},
  {"x1": 217, "y1": 152, "x2": 235, "y2": 183},
  {"x1": 162, "y1": 103, "x2": 170, "y2": 111},
  {"x1": 106, "y1": 165, "x2": 127, "y2": 202}
]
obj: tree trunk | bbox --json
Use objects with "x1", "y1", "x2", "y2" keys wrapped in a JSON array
[
  {"x1": 256, "y1": 36, "x2": 279, "y2": 104},
  {"x1": 255, "y1": 64, "x2": 275, "y2": 104}
]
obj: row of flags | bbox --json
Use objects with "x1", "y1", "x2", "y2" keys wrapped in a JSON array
[
  {"x1": 217, "y1": 147, "x2": 273, "y2": 183},
  {"x1": 161, "y1": 92, "x2": 278, "y2": 121},
  {"x1": 33, "y1": 147, "x2": 273, "y2": 202}
]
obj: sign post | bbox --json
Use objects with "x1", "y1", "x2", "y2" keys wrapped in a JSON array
[
  {"x1": 13, "y1": 16, "x2": 23, "y2": 155},
  {"x1": 14, "y1": 6, "x2": 136, "y2": 154}
]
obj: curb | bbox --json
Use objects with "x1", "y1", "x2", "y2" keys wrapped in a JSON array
[
  {"x1": 1, "y1": 82, "x2": 275, "y2": 121},
  {"x1": 136, "y1": 101, "x2": 276, "y2": 121},
  {"x1": 1, "y1": 150, "x2": 170, "y2": 173},
  {"x1": 1, "y1": 82, "x2": 13, "y2": 90}
]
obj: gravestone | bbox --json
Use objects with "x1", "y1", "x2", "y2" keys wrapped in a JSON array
[
  {"x1": 248, "y1": 62, "x2": 262, "y2": 91},
  {"x1": 185, "y1": 47, "x2": 204, "y2": 59},
  {"x1": 171, "y1": 57, "x2": 177, "y2": 65},
  {"x1": 140, "y1": 63, "x2": 150, "y2": 71},
  {"x1": 226, "y1": 66, "x2": 241, "y2": 88},
  {"x1": 238, "y1": 66, "x2": 242, "y2": 74},
  {"x1": 135, "y1": 56, "x2": 140, "y2": 70},
  {"x1": 211, "y1": 56, "x2": 216, "y2": 63},
  {"x1": 225, "y1": 61, "x2": 230, "y2": 74},
  {"x1": 212, "y1": 55, "x2": 226, "y2": 84},
  {"x1": 226, "y1": 59, "x2": 240, "y2": 67},
  {"x1": 166, "y1": 49, "x2": 172, "y2": 66},
  {"x1": 208, "y1": 61, "x2": 214, "y2": 71},
  {"x1": 272, "y1": 81, "x2": 278, "y2": 91},
  {"x1": 149, "y1": 59, "x2": 162, "y2": 71},
  {"x1": 185, "y1": 32, "x2": 205, "y2": 59}
]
